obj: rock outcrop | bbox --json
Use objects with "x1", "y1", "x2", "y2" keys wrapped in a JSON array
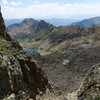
[
  {"x1": 0, "y1": 11, "x2": 12, "y2": 41},
  {"x1": 67, "y1": 63, "x2": 100, "y2": 100},
  {"x1": 0, "y1": 8, "x2": 48, "y2": 100}
]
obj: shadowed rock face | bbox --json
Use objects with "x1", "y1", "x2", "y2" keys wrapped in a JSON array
[
  {"x1": 0, "y1": 9, "x2": 48, "y2": 100},
  {"x1": 67, "y1": 63, "x2": 100, "y2": 100},
  {"x1": 0, "y1": 12, "x2": 12, "y2": 41}
]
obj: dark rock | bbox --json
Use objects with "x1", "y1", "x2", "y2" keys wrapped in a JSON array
[{"x1": 0, "y1": 11, "x2": 12, "y2": 41}]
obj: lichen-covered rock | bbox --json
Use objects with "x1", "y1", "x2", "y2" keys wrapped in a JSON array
[
  {"x1": 67, "y1": 63, "x2": 100, "y2": 100},
  {"x1": 0, "y1": 8, "x2": 49, "y2": 100}
]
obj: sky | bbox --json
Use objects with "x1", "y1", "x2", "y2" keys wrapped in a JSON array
[{"x1": 0, "y1": 0, "x2": 100, "y2": 19}]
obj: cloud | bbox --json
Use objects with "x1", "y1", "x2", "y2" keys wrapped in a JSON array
[
  {"x1": 1, "y1": 3, "x2": 100, "y2": 19},
  {"x1": 25, "y1": 3, "x2": 100, "y2": 18},
  {"x1": 33, "y1": 1, "x2": 40, "y2": 4},
  {"x1": 10, "y1": 1, "x2": 22, "y2": 6},
  {"x1": 2, "y1": 0, "x2": 8, "y2": 5}
]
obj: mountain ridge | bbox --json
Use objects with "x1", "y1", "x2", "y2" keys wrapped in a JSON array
[
  {"x1": 5, "y1": 18, "x2": 78, "y2": 27},
  {"x1": 71, "y1": 16, "x2": 100, "y2": 27},
  {"x1": 7, "y1": 18, "x2": 56, "y2": 42}
]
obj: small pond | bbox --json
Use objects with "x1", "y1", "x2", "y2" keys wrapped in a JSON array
[{"x1": 24, "y1": 48, "x2": 40, "y2": 55}]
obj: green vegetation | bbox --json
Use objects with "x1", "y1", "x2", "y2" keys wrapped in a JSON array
[
  {"x1": 39, "y1": 48, "x2": 43, "y2": 50},
  {"x1": 52, "y1": 91, "x2": 62, "y2": 96},
  {"x1": 14, "y1": 33, "x2": 35, "y2": 42},
  {"x1": 49, "y1": 26, "x2": 91, "y2": 43},
  {"x1": 22, "y1": 41, "x2": 41, "y2": 49},
  {"x1": 97, "y1": 95, "x2": 100, "y2": 99},
  {"x1": 46, "y1": 43, "x2": 57, "y2": 52},
  {"x1": 0, "y1": 39, "x2": 13, "y2": 56},
  {"x1": 30, "y1": 43, "x2": 40, "y2": 49}
]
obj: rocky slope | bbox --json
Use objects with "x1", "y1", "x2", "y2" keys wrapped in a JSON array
[
  {"x1": 0, "y1": 10, "x2": 49, "y2": 100},
  {"x1": 67, "y1": 63, "x2": 100, "y2": 100},
  {"x1": 7, "y1": 18, "x2": 55, "y2": 42}
]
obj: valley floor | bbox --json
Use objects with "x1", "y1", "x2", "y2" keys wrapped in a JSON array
[
  {"x1": 43, "y1": 64, "x2": 83, "y2": 94},
  {"x1": 34, "y1": 62, "x2": 85, "y2": 100}
]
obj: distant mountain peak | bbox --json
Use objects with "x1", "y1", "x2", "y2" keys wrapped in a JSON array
[
  {"x1": 7, "y1": 18, "x2": 55, "y2": 37},
  {"x1": 40, "y1": 20, "x2": 45, "y2": 23},
  {"x1": 21, "y1": 18, "x2": 38, "y2": 24},
  {"x1": 71, "y1": 16, "x2": 100, "y2": 27},
  {"x1": 37, "y1": 20, "x2": 50, "y2": 28}
]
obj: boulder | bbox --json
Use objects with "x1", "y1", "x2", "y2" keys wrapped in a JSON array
[{"x1": 62, "y1": 60, "x2": 70, "y2": 66}]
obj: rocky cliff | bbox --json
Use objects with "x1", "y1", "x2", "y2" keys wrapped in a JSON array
[
  {"x1": 0, "y1": 9, "x2": 49, "y2": 100},
  {"x1": 67, "y1": 63, "x2": 100, "y2": 100},
  {"x1": 0, "y1": 12, "x2": 12, "y2": 41}
]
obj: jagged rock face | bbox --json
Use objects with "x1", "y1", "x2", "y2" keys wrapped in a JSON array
[
  {"x1": 0, "y1": 54, "x2": 24, "y2": 98},
  {"x1": 0, "y1": 12, "x2": 5, "y2": 35},
  {"x1": 0, "y1": 12, "x2": 12, "y2": 41},
  {"x1": 0, "y1": 10, "x2": 48, "y2": 99},
  {"x1": 67, "y1": 63, "x2": 100, "y2": 100}
]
